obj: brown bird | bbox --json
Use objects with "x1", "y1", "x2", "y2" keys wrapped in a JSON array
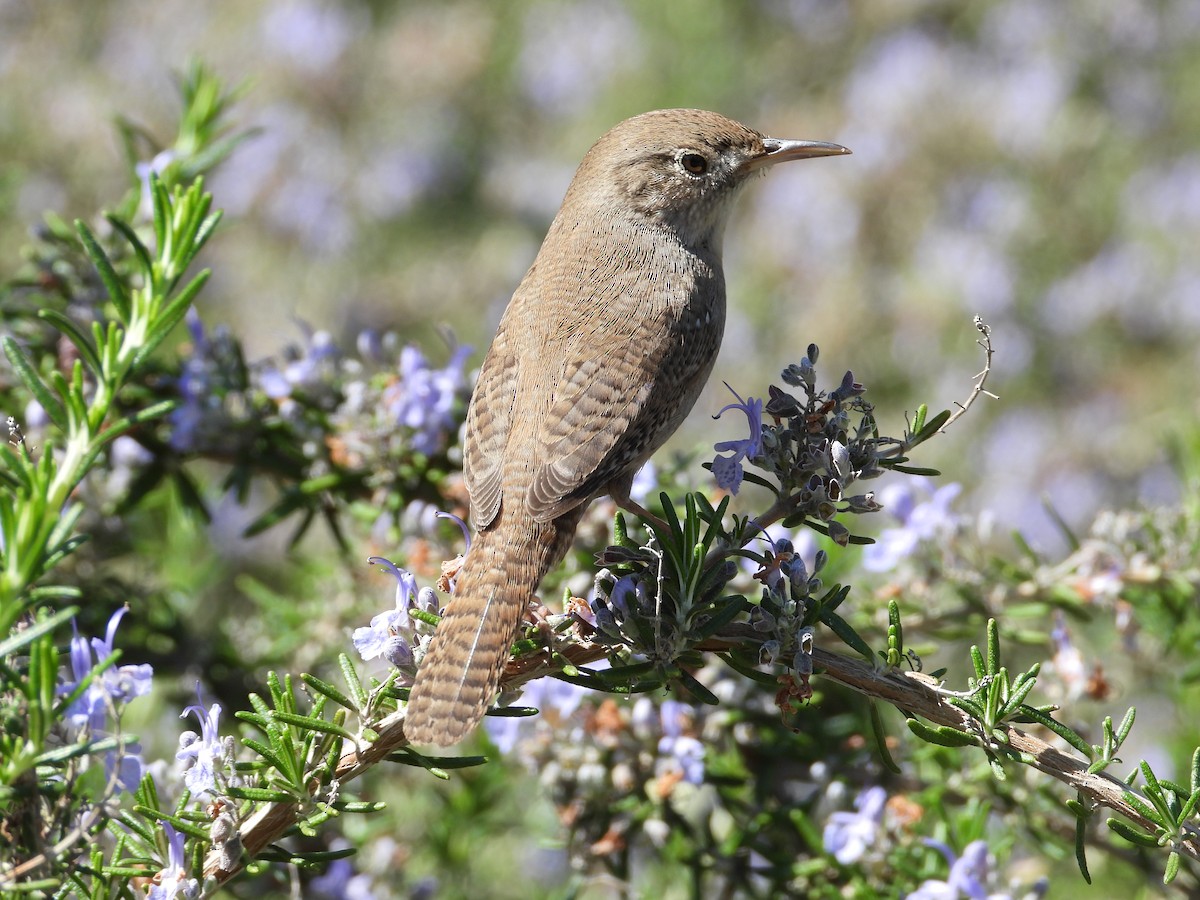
[{"x1": 404, "y1": 109, "x2": 849, "y2": 747}]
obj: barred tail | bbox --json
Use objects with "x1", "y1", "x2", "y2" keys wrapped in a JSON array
[{"x1": 404, "y1": 514, "x2": 575, "y2": 747}]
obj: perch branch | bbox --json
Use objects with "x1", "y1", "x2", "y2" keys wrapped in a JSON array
[{"x1": 203, "y1": 637, "x2": 1198, "y2": 883}]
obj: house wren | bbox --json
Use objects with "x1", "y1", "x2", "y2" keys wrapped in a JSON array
[{"x1": 404, "y1": 109, "x2": 849, "y2": 746}]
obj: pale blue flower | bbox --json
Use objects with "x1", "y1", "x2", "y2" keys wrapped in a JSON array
[
  {"x1": 823, "y1": 785, "x2": 887, "y2": 864},
  {"x1": 862, "y1": 479, "x2": 961, "y2": 572},
  {"x1": 148, "y1": 822, "x2": 199, "y2": 900},
  {"x1": 484, "y1": 671, "x2": 599, "y2": 753},
  {"x1": 657, "y1": 699, "x2": 705, "y2": 784},
  {"x1": 108, "y1": 746, "x2": 145, "y2": 795},
  {"x1": 169, "y1": 310, "x2": 238, "y2": 453},
  {"x1": 711, "y1": 386, "x2": 764, "y2": 495},
  {"x1": 906, "y1": 839, "x2": 1028, "y2": 900},
  {"x1": 177, "y1": 687, "x2": 227, "y2": 797},
  {"x1": 60, "y1": 607, "x2": 153, "y2": 731},
  {"x1": 309, "y1": 853, "x2": 377, "y2": 900},
  {"x1": 383, "y1": 345, "x2": 472, "y2": 455},
  {"x1": 55, "y1": 608, "x2": 151, "y2": 794},
  {"x1": 353, "y1": 557, "x2": 433, "y2": 671},
  {"x1": 257, "y1": 328, "x2": 339, "y2": 400}
]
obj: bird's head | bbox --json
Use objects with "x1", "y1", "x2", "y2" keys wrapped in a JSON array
[{"x1": 565, "y1": 108, "x2": 849, "y2": 252}]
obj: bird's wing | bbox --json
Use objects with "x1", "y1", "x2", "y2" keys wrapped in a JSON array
[
  {"x1": 525, "y1": 349, "x2": 654, "y2": 521},
  {"x1": 463, "y1": 329, "x2": 517, "y2": 530},
  {"x1": 525, "y1": 302, "x2": 720, "y2": 522},
  {"x1": 468, "y1": 224, "x2": 723, "y2": 525}
]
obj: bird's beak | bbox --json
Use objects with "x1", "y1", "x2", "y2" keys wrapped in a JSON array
[{"x1": 742, "y1": 137, "x2": 851, "y2": 174}]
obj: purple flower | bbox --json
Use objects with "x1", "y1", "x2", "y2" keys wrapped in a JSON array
[
  {"x1": 742, "y1": 524, "x2": 819, "y2": 579},
  {"x1": 823, "y1": 785, "x2": 887, "y2": 864},
  {"x1": 169, "y1": 310, "x2": 241, "y2": 453},
  {"x1": 257, "y1": 328, "x2": 340, "y2": 400},
  {"x1": 711, "y1": 385, "x2": 764, "y2": 495},
  {"x1": 148, "y1": 822, "x2": 199, "y2": 900},
  {"x1": 657, "y1": 700, "x2": 705, "y2": 785},
  {"x1": 59, "y1": 607, "x2": 153, "y2": 732},
  {"x1": 357, "y1": 329, "x2": 384, "y2": 361},
  {"x1": 63, "y1": 631, "x2": 107, "y2": 731},
  {"x1": 608, "y1": 574, "x2": 640, "y2": 617},
  {"x1": 908, "y1": 839, "x2": 1005, "y2": 900},
  {"x1": 434, "y1": 510, "x2": 471, "y2": 550},
  {"x1": 177, "y1": 687, "x2": 229, "y2": 797},
  {"x1": 55, "y1": 609, "x2": 152, "y2": 795},
  {"x1": 169, "y1": 310, "x2": 216, "y2": 452},
  {"x1": 484, "y1": 671, "x2": 599, "y2": 753},
  {"x1": 482, "y1": 714, "x2": 524, "y2": 755},
  {"x1": 136, "y1": 149, "x2": 178, "y2": 219},
  {"x1": 258, "y1": 367, "x2": 292, "y2": 399},
  {"x1": 383, "y1": 345, "x2": 472, "y2": 456},
  {"x1": 309, "y1": 843, "x2": 378, "y2": 900},
  {"x1": 862, "y1": 479, "x2": 961, "y2": 572},
  {"x1": 107, "y1": 742, "x2": 146, "y2": 794},
  {"x1": 353, "y1": 557, "x2": 437, "y2": 673},
  {"x1": 535, "y1": 677, "x2": 589, "y2": 724},
  {"x1": 92, "y1": 608, "x2": 154, "y2": 701}
]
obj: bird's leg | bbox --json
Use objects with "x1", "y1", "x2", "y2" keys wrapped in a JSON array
[
  {"x1": 608, "y1": 473, "x2": 672, "y2": 535},
  {"x1": 615, "y1": 496, "x2": 672, "y2": 535}
]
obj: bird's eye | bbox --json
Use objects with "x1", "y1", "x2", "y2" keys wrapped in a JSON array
[{"x1": 679, "y1": 152, "x2": 709, "y2": 176}]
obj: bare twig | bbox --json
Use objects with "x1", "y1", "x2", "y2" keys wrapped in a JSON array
[
  {"x1": 814, "y1": 647, "x2": 1200, "y2": 858},
  {"x1": 6, "y1": 416, "x2": 32, "y2": 460},
  {"x1": 751, "y1": 316, "x2": 998, "y2": 538},
  {"x1": 940, "y1": 315, "x2": 999, "y2": 432}
]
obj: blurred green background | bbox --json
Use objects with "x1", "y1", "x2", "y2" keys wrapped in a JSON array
[{"x1": 4, "y1": 0, "x2": 1198, "y2": 552}]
